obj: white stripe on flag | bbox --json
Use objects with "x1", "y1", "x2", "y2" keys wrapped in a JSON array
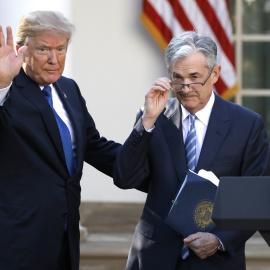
[{"x1": 142, "y1": 0, "x2": 237, "y2": 98}]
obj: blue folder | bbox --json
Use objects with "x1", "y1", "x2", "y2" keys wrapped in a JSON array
[{"x1": 164, "y1": 170, "x2": 217, "y2": 237}]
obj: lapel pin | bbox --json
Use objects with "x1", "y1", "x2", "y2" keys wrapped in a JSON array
[{"x1": 63, "y1": 93, "x2": 67, "y2": 99}]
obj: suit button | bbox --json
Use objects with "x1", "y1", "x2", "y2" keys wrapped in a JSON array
[
  {"x1": 62, "y1": 212, "x2": 68, "y2": 218},
  {"x1": 176, "y1": 234, "x2": 182, "y2": 239}
]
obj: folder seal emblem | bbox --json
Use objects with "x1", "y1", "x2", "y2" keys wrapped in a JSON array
[{"x1": 193, "y1": 200, "x2": 214, "y2": 230}]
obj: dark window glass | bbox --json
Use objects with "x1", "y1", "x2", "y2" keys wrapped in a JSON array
[
  {"x1": 243, "y1": 0, "x2": 270, "y2": 34},
  {"x1": 242, "y1": 42, "x2": 270, "y2": 89}
]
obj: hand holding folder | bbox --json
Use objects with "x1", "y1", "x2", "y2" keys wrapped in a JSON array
[{"x1": 164, "y1": 170, "x2": 219, "y2": 237}]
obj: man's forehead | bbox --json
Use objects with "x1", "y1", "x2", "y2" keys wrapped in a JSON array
[
  {"x1": 28, "y1": 39, "x2": 68, "y2": 49},
  {"x1": 172, "y1": 70, "x2": 200, "y2": 76},
  {"x1": 28, "y1": 31, "x2": 68, "y2": 45},
  {"x1": 172, "y1": 63, "x2": 208, "y2": 76},
  {"x1": 171, "y1": 67, "x2": 206, "y2": 77}
]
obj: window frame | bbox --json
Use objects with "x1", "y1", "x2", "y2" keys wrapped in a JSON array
[{"x1": 233, "y1": 0, "x2": 270, "y2": 105}]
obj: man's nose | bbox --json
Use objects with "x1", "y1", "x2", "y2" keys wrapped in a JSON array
[
  {"x1": 48, "y1": 50, "x2": 58, "y2": 64},
  {"x1": 181, "y1": 84, "x2": 192, "y2": 93}
]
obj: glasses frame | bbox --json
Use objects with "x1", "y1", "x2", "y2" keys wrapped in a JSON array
[{"x1": 171, "y1": 68, "x2": 213, "y2": 93}]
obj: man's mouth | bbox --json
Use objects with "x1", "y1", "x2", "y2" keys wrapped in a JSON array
[
  {"x1": 180, "y1": 93, "x2": 196, "y2": 98},
  {"x1": 46, "y1": 69, "x2": 58, "y2": 73}
]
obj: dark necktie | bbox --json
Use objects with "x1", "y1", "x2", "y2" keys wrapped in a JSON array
[
  {"x1": 43, "y1": 86, "x2": 74, "y2": 176},
  {"x1": 181, "y1": 114, "x2": 197, "y2": 260}
]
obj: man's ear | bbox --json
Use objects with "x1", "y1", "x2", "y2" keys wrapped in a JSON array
[{"x1": 212, "y1": 65, "x2": 221, "y2": 84}]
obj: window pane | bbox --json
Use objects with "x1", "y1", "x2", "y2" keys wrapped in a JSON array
[
  {"x1": 228, "y1": 0, "x2": 236, "y2": 34},
  {"x1": 242, "y1": 42, "x2": 270, "y2": 88},
  {"x1": 243, "y1": 96, "x2": 270, "y2": 136},
  {"x1": 243, "y1": 0, "x2": 270, "y2": 34}
]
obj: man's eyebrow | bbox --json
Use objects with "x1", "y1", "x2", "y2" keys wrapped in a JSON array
[
  {"x1": 189, "y1": 72, "x2": 200, "y2": 76},
  {"x1": 172, "y1": 72, "x2": 182, "y2": 77},
  {"x1": 36, "y1": 43, "x2": 67, "y2": 48},
  {"x1": 36, "y1": 44, "x2": 50, "y2": 47},
  {"x1": 172, "y1": 71, "x2": 201, "y2": 77}
]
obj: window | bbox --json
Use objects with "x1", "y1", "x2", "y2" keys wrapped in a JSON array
[{"x1": 229, "y1": 0, "x2": 270, "y2": 136}]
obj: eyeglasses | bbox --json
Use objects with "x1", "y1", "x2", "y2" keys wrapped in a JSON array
[{"x1": 171, "y1": 69, "x2": 213, "y2": 93}]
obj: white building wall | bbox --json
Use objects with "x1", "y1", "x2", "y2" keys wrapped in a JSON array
[
  {"x1": 0, "y1": 0, "x2": 73, "y2": 77},
  {"x1": 0, "y1": 0, "x2": 168, "y2": 202}
]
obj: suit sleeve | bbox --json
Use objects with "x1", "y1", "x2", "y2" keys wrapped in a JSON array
[{"x1": 113, "y1": 110, "x2": 153, "y2": 192}]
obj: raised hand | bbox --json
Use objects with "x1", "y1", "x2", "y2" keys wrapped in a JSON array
[
  {"x1": 0, "y1": 26, "x2": 27, "y2": 88},
  {"x1": 142, "y1": 77, "x2": 171, "y2": 130}
]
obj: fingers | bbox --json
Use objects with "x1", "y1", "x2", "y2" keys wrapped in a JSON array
[
  {"x1": 184, "y1": 232, "x2": 201, "y2": 243},
  {"x1": 142, "y1": 77, "x2": 171, "y2": 130},
  {"x1": 6, "y1": 26, "x2": 14, "y2": 47},
  {"x1": 0, "y1": 25, "x2": 5, "y2": 47},
  {"x1": 0, "y1": 26, "x2": 13, "y2": 48},
  {"x1": 150, "y1": 77, "x2": 171, "y2": 94},
  {"x1": 0, "y1": 25, "x2": 24, "y2": 88},
  {"x1": 17, "y1": 45, "x2": 27, "y2": 59},
  {"x1": 0, "y1": 25, "x2": 13, "y2": 47},
  {"x1": 184, "y1": 232, "x2": 219, "y2": 260}
]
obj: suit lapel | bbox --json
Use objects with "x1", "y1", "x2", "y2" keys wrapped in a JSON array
[
  {"x1": 161, "y1": 98, "x2": 187, "y2": 183},
  {"x1": 160, "y1": 95, "x2": 231, "y2": 180},
  {"x1": 196, "y1": 95, "x2": 231, "y2": 171},
  {"x1": 14, "y1": 69, "x2": 67, "y2": 166}
]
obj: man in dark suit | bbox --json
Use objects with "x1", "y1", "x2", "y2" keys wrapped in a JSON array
[
  {"x1": 0, "y1": 11, "x2": 120, "y2": 270},
  {"x1": 113, "y1": 31, "x2": 270, "y2": 270}
]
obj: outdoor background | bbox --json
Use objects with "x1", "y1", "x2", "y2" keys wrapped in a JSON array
[{"x1": 1, "y1": 0, "x2": 269, "y2": 203}]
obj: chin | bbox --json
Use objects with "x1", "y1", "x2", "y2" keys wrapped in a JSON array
[{"x1": 43, "y1": 75, "x2": 61, "y2": 85}]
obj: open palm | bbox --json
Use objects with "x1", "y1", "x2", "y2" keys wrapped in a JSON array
[{"x1": 0, "y1": 26, "x2": 27, "y2": 88}]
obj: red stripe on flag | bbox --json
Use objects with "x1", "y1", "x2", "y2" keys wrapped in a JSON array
[
  {"x1": 167, "y1": 0, "x2": 194, "y2": 31},
  {"x1": 143, "y1": 0, "x2": 173, "y2": 44},
  {"x1": 195, "y1": 0, "x2": 235, "y2": 67},
  {"x1": 215, "y1": 77, "x2": 228, "y2": 96},
  {"x1": 141, "y1": 0, "x2": 238, "y2": 100},
  {"x1": 225, "y1": 0, "x2": 230, "y2": 11}
]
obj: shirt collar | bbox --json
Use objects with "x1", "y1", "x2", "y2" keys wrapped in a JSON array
[
  {"x1": 181, "y1": 91, "x2": 215, "y2": 126},
  {"x1": 40, "y1": 84, "x2": 53, "y2": 91}
]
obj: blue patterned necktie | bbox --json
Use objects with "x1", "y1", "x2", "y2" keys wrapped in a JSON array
[
  {"x1": 185, "y1": 114, "x2": 196, "y2": 171},
  {"x1": 181, "y1": 114, "x2": 197, "y2": 260},
  {"x1": 43, "y1": 86, "x2": 74, "y2": 176}
]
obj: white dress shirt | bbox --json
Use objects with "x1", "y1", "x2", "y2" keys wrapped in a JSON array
[{"x1": 181, "y1": 92, "x2": 215, "y2": 166}]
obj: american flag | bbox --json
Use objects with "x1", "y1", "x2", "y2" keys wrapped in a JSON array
[{"x1": 141, "y1": 0, "x2": 237, "y2": 100}]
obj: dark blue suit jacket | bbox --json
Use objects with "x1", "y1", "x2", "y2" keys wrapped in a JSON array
[
  {"x1": 114, "y1": 95, "x2": 270, "y2": 270},
  {"x1": 0, "y1": 69, "x2": 121, "y2": 270}
]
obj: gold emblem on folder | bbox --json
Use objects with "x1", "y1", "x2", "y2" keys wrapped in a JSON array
[{"x1": 193, "y1": 200, "x2": 214, "y2": 230}]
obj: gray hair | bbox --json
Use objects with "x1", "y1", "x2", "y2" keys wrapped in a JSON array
[
  {"x1": 15, "y1": 10, "x2": 75, "y2": 47},
  {"x1": 165, "y1": 31, "x2": 217, "y2": 72}
]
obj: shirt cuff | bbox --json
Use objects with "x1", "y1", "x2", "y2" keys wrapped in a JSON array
[
  {"x1": 144, "y1": 125, "x2": 155, "y2": 133},
  {"x1": 216, "y1": 236, "x2": 226, "y2": 251},
  {"x1": 0, "y1": 82, "x2": 12, "y2": 105}
]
